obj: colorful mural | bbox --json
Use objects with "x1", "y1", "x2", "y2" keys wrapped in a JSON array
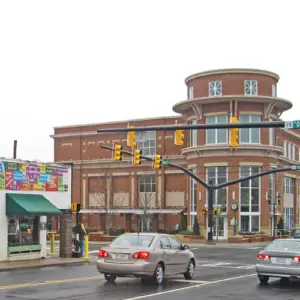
[{"x1": 0, "y1": 161, "x2": 68, "y2": 192}]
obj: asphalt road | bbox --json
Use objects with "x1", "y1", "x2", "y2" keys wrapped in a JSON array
[{"x1": 1, "y1": 245, "x2": 300, "y2": 300}]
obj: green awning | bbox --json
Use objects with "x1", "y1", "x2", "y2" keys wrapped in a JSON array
[{"x1": 6, "y1": 193, "x2": 63, "y2": 216}]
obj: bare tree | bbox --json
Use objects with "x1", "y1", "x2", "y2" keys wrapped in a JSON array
[
  {"x1": 138, "y1": 192, "x2": 156, "y2": 232},
  {"x1": 89, "y1": 173, "x2": 126, "y2": 233}
]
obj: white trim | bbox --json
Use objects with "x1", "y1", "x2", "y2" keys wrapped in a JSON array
[
  {"x1": 239, "y1": 162, "x2": 263, "y2": 166},
  {"x1": 204, "y1": 162, "x2": 228, "y2": 167},
  {"x1": 283, "y1": 173, "x2": 297, "y2": 179},
  {"x1": 164, "y1": 170, "x2": 184, "y2": 174},
  {"x1": 188, "y1": 164, "x2": 197, "y2": 169},
  {"x1": 239, "y1": 111, "x2": 263, "y2": 115},
  {"x1": 204, "y1": 111, "x2": 227, "y2": 116}
]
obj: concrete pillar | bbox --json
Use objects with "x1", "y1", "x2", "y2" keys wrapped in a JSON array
[{"x1": 60, "y1": 209, "x2": 73, "y2": 258}]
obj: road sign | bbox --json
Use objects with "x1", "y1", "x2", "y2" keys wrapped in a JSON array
[
  {"x1": 162, "y1": 160, "x2": 169, "y2": 165},
  {"x1": 291, "y1": 165, "x2": 300, "y2": 170},
  {"x1": 285, "y1": 121, "x2": 300, "y2": 129}
]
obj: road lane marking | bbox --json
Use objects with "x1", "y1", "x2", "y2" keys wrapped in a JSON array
[
  {"x1": 0, "y1": 275, "x2": 104, "y2": 291},
  {"x1": 123, "y1": 273, "x2": 257, "y2": 300},
  {"x1": 171, "y1": 279, "x2": 209, "y2": 284}
]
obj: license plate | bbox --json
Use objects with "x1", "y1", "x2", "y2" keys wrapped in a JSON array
[
  {"x1": 116, "y1": 253, "x2": 129, "y2": 260},
  {"x1": 275, "y1": 257, "x2": 290, "y2": 265}
]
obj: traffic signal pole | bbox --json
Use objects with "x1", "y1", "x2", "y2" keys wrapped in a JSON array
[
  {"x1": 101, "y1": 144, "x2": 300, "y2": 243},
  {"x1": 96, "y1": 121, "x2": 286, "y2": 133}
]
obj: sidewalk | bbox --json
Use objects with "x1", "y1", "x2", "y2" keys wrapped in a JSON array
[{"x1": 0, "y1": 257, "x2": 94, "y2": 272}]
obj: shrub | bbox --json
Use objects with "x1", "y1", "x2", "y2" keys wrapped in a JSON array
[{"x1": 193, "y1": 217, "x2": 200, "y2": 235}]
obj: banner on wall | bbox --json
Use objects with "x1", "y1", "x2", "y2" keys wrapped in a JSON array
[{"x1": 0, "y1": 161, "x2": 69, "y2": 192}]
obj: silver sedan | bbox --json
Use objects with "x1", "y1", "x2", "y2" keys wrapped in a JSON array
[
  {"x1": 256, "y1": 238, "x2": 300, "y2": 284},
  {"x1": 96, "y1": 232, "x2": 196, "y2": 285}
]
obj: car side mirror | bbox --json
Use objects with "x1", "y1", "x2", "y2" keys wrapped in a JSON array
[{"x1": 182, "y1": 244, "x2": 189, "y2": 250}]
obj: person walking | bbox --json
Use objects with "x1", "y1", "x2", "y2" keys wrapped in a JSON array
[{"x1": 78, "y1": 223, "x2": 87, "y2": 257}]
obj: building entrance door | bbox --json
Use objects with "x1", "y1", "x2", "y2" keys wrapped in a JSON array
[{"x1": 207, "y1": 215, "x2": 227, "y2": 240}]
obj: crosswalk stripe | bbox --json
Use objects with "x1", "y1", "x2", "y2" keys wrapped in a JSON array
[{"x1": 196, "y1": 261, "x2": 255, "y2": 269}]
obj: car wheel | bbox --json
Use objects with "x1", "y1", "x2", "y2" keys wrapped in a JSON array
[
  {"x1": 152, "y1": 263, "x2": 164, "y2": 285},
  {"x1": 258, "y1": 275, "x2": 269, "y2": 284},
  {"x1": 104, "y1": 273, "x2": 117, "y2": 282},
  {"x1": 184, "y1": 259, "x2": 195, "y2": 280}
]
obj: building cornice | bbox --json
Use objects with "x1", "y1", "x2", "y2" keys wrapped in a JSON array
[
  {"x1": 172, "y1": 96, "x2": 292, "y2": 114},
  {"x1": 182, "y1": 144, "x2": 283, "y2": 160},
  {"x1": 55, "y1": 155, "x2": 186, "y2": 170},
  {"x1": 185, "y1": 68, "x2": 280, "y2": 84},
  {"x1": 53, "y1": 115, "x2": 181, "y2": 130}
]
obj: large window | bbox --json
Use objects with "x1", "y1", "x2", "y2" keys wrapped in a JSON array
[
  {"x1": 239, "y1": 114, "x2": 260, "y2": 144},
  {"x1": 209, "y1": 81, "x2": 222, "y2": 96},
  {"x1": 136, "y1": 131, "x2": 156, "y2": 156},
  {"x1": 284, "y1": 207, "x2": 294, "y2": 229},
  {"x1": 7, "y1": 216, "x2": 39, "y2": 246},
  {"x1": 206, "y1": 166, "x2": 227, "y2": 207},
  {"x1": 240, "y1": 166, "x2": 260, "y2": 233},
  {"x1": 284, "y1": 176, "x2": 294, "y2": 195},
  {"x1": 139, "y1": 174, "x2": 156, "y2": 193},
  {"x1": 189, "y1": 119, "x2": 197, "y2": 147},
  {"x1": 244, "y1": 80, "x2": 257, "y2": 96},
  {"x1": 206, "y1": 115, "x2": 227, "y2": 144},
  {"x1": 190, "y1": 168, "x2": 197, "y2": 228}
]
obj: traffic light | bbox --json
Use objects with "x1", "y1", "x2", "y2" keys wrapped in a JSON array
[
  {"x1": 229, "y1": 116, "x2": 239, "y2": 148},
  {"x1": 201, "y1": 209, "x2": 207, "y2": 215},
  {"x1": 133, "y1": 149, "x2": 142, "y2": 165},
  {"x1": 153, "y1": 154, "x2": 162, "y2": 170},
  {"x1": 127, "y1": 126, "x2": 136, "y2": 148},
  {"x1": 113, "y1": 144, "x2": 122, "y2": 161},
  {"x1": 213, "y1": 208, "x2": 221, "y2": 215},
  {"x1": 71, "y1": 203, "x2": 81, "y2": 212},
  {"x1": 174, "y1": 124, "x2": 184, "y2": 146}
]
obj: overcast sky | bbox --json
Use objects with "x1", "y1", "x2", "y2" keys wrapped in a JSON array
[{"x1": 0, "y1": 0, "x2": 299, "y2": 162}]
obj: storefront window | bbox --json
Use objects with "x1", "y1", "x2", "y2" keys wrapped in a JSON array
[{"x1": 7, "y1": 216, "x2": 39, "y2": 246}]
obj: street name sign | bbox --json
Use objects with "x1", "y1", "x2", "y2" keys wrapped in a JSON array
[{"x1": 285, "y1": 121, "x2": 300, "y2": 129}]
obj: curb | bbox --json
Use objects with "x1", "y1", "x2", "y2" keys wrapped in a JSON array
[{"x1": 0, "y1": 259, "x2": 93, "y2": 273}]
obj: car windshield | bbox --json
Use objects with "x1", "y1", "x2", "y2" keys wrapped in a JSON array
[
  {"x1": 109, "y1": 235, "x2": 155, "y2": 248},
  {"x1": 265, "y1": 240, "x2": 300, "y2": 252}
]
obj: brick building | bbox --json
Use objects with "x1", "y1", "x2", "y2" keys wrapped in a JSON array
[{"x1": 51, "y1": 68, "x2": 300, "y2": 240}]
